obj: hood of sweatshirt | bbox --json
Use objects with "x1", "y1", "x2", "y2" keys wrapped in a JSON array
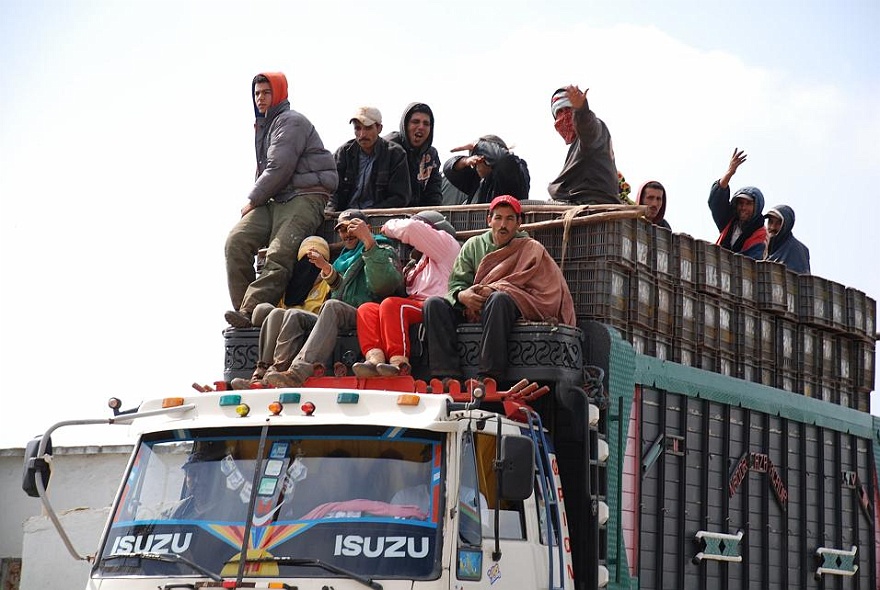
[
  {"x1": 252, "y1": 72, "x2": 289, "y2": 118},
  {"x1": 395, "y1": 102, "x2": 435, "y2": 156},
  {"x1": 635, "y1": 180, "x2": 667, "y2": 224},
  {"x1": 766, "y1": 204, "x2": 795, "y2": 244}
]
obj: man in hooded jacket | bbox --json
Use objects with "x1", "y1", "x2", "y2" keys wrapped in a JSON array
[
  {"x1": 708, "y1": 148, "x2": 768, "y2": 260},
  {"x1": 635, "y1": 180, "x2": 671, "y2": 230},
  {"x1": 225, "y1": 72, "x2": 338, "y2": 328},
  {"x1": 385, "y1": 103, "x2": 442, "y2": 207},
  {"x1": 443, "y1": 134, "x2": 530, "y2": 203},
  {"x1": 764, "y1": 205, "x2": 811, "y2": 274}
]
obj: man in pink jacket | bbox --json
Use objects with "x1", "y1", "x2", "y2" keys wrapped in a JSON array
[{"x1": 353, "y1": 211, "x2": 461, "y2": 376}]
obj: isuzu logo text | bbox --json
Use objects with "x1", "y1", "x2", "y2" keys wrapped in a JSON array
[
  {"x1": 109, "y1": 532, "x2": 193, "y2": 555},
  {"x1": 333, "y1": 535, "x2": 429, "y2": 558}
]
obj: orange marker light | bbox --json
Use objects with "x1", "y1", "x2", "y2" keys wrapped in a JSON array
[
  {"x1": 397, "y1": 394, "x2": 421, "y2": 406},
  {"x1": 162, "y1": 397, "x2": 185, "y2": 408},
  {"x1": 268, "y1": 401, "x2": 283, "y2": 415}
]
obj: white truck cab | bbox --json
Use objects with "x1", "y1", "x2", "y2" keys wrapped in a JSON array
[{"x1": 23, "y1": 380, "x2": 595, "y2": 589}]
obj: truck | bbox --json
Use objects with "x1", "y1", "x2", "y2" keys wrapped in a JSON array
[{"x1": 22, "y1": 204, "x2": 880, "y2": 589}]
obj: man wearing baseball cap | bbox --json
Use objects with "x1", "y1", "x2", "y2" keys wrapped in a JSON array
[
  {"x1": 547, "y1": 84, "x2": 620, "y2": 205},
  {"x1": 263, "y1": 209, "x2": 403, "y2": 388},
  {"x1": 328, "y1": 106, "x2": 411, "y2": 212},
  {"x1": 708, "y1": 148, "x2": 768, "y2": 259},
  {"x1": 421, "y1": 196, "x2": 576, "y2": 386},
  {"x1": 352, "y1": 210, "x2": 461, "y2": 377}
]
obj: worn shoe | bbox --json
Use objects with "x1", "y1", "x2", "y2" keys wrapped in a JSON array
[
  {"x1": 352, "y1": 361, "x2": 380, "y2": 377},
  {"x1": 353, "y1": 348, "x2": 386, "y2": 378},
  {"x1": 264, "y1": 361, "x2": 313, "y2": 388},
  {"x1": 230, "y1": 377, "x2": 254, "y2": 390},
  {"x1": 375, "y1": 363, "x2": 400, "y2": 376},
  {"x1": 230, "y1": 361, "x2": 271, "y2": 390},
  {"x1": 225, "y1": 309, "x2": 253, "y2": 329},
  {"x1": 377, "y1": 355, "x2": 409, "y2": 376}
]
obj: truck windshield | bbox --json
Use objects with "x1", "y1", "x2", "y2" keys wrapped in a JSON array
[{"x1": 96, "y1": 425, "x2": 444, "y2": 581}]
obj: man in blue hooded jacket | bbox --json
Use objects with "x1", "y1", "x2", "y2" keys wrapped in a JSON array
[
  {"x1": 708, "y1": 148, "x2": 768, "y2": 259},
  {"x1": 764, "y1": 205, "x2": 811, "y2": 274}
]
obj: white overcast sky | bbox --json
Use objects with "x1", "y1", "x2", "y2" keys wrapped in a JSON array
[{"x1": 1, "y1": 0, "x2": 878, "y2": 447}]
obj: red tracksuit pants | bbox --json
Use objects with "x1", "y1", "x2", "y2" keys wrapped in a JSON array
[{"x1": 356, "y1": 297, "x2": 424, "y2": 359}]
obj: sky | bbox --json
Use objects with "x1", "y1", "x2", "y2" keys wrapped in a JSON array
[{"x1": 1, "y1": 0, "x2": 878, "y2": 448}]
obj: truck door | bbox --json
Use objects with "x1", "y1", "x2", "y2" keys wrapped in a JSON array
[{"x1": 454, "y1": 428, "x2": 560, "y2": 589}]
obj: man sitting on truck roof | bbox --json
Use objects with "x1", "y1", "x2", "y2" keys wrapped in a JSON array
[
  {"x1": 547, "y1": 84, "x2": 620, "y2": 205},
  {"x1": 384, "y1": 102, "x2": 443, "y2": 207},
  {"x1": 764, "y1": 204, "x2": 811, "y2": 274},
  {"x1": 708, "y1": 148, "x2": 768, "y2": 260},
  {"x1": 264, "y1": 209, "x2": 403, "y2": 388},
  {"x1": 442, "y1": 134, "x2": 531, "y2": 203},
  {"x1": 230, "y1": 236, "x2": 332, "y2": 390},
  {"x1": 352, "y1": 210, "x2": 461, "y2": 377},
  {"x1": 327, "y1": 106, "x2": 412, "y2": 212},
  {"x1": 635, "y1": 180, "x2": 671, "y2": 230},
  {"x1": 421, "y1": 195, "x2": 576, "y2": 385},
  {"x1": 225, "y1": 72, "x2": 338, "y2": 330}
]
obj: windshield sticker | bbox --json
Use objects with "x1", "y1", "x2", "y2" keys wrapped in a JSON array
[
  {"x1": 270, "y1": 442, "x2": 290, "y2": 459},
  {"x1": 226, "y1": 466, "x2": 246, "y2": 491},
  {"x1": 220, "y1": 454, "x2": 237, "y2": 475},
  {"x1": 257, "y1": 477, "x2": 278, "y2": 496},
  {"x1": 239, "y1": 481, "x2": 252, "y2": 504},
  {"x1": 264, "y1": 459, "x2": 284, "y2": 477}
]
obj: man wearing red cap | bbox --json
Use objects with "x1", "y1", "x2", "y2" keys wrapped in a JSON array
[{"x1": 421, "y1": 196, "x2": 576, "y2": 384}]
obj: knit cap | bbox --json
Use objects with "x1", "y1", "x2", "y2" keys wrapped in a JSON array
[{"x1": 550, "y1": 88, "x2": 572, "y2": 118}]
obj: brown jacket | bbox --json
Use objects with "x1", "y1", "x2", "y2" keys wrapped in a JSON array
[{"x1": 474, "y1": 237, "x2": 576, "y2": 325}]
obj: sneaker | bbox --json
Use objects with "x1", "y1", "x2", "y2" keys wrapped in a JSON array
[
  {"x1": 352, "y1": 361, "x2": 379, "y2": 378},
  {"x1": 225, "y1": 309, "x2": 253, "y2": 329}
]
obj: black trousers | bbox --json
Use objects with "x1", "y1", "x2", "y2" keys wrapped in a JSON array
[{"x1": 422, "y1": 291, "x2": 520, "y2": 381}]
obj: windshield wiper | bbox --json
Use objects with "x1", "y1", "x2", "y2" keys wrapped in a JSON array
[
  {"x1": 101, "y1": 552, "x2": 223, "y2": 582},
  {"x1": 241, "y1": 556, "x2": 382, "y2": 590}
]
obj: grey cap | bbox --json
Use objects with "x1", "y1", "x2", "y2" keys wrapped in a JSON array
[{"x1": 412, "y1": 210, "x2": 457, "y2": 239}]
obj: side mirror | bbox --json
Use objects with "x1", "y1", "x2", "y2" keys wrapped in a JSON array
[
  {"x1": 22, "y1": 435, "x2": 52, "y2": 498},
  {"x1": 498, "y1": 435, "x2": 535, "y2": 501}
]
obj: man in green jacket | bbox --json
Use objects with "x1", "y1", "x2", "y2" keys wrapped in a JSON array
[
  {"x1": 265, "y1": 209, "x2": 403, "y2": 387},
  {"x1": 422, "y1": 195, "x2": 575, "y2": 384}
]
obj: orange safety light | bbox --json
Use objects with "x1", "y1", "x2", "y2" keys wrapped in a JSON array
[
  {"x1": 162, "y1": 397, "x2": 185, "y2": 408},
  {"x1": 397, "y1": 394, "x2": 421, "y2": 406},
  {"x1": 301, "y1": 401, "x2": 316, "y2": 416},
  {"x1": 235, "y1": 403, "x2": 251, "y2": 417},
  {"x1": 268, "y1": 401, "x2": 283, "y2": 415}
]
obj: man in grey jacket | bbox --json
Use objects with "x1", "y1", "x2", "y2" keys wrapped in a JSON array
[{"x1": 225, "y1": 72, "x2": 338, "y2": 328}]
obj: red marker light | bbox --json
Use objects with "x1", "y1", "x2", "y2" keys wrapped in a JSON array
[{"x1": 301, "y1": 401, "x2": 316, "y2": 416}]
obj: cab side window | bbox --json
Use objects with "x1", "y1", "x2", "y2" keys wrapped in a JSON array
[{"x1": 458, "y1": 430, "x2": 483, "y2": 546}]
